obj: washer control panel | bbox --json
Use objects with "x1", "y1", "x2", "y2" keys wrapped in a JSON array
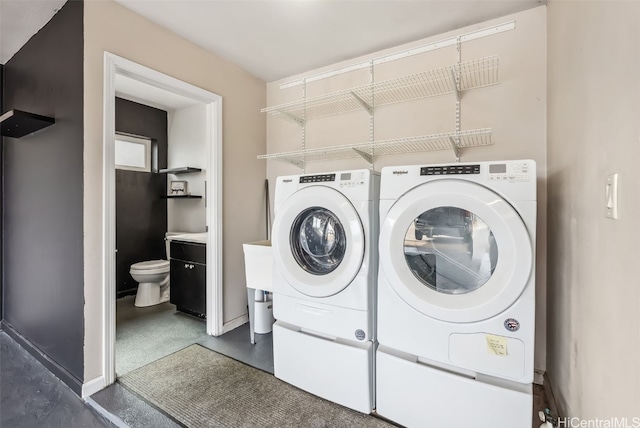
[
  {"x1": 338, "y1": 170, "x2": 367, "y2": 188},
  {"x1": 298, "y1": 171, "x2": 367, "y2": 188},
  {"x1": 487, "y1": 161, "x2": 532, "y2": 182},
  {"x1": 299, "y1": 173, "x2": 335, "y2": 183}
]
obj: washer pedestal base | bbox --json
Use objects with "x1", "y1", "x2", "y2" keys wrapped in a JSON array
[{"x1": 273, "y1": 322, "x2": 373, "y2": 414}]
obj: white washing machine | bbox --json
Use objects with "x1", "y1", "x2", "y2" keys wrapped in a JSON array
[
  {"x1": 376, "y1": 160, "x2": 536, "y2": 428},
  {"x1": 271, "y1": 169, "x2": 379, "y2": 413}
]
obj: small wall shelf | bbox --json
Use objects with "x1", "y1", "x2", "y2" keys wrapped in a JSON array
[
  {"x1": 258, "y1": 128, "x2": 492, "y2": 168},
  {"x1": 159, "y1": 167, "x2": 202, "y2": 174},
  {"x1": 261, "y1": 56, "x2": 499, "y2": 123},
  {"x1": 1, "y1": 109, "x2": 55, "y2": 138},
  {"x1": 166, "y1": 195, "x2": 202, "y2": 199}
]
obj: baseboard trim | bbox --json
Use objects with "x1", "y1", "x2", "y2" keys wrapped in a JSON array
[
  {"x1": 221, "y1": 313, "x2": 249, "y2": 334},
  {"x1": 82, "y1": 375, "x2": 106, "y2": 399},
  {"x1": 0, "y1": 320, "x2": 83, "y2": 396},
  {"x1": 534, "y1": 368, "x2": 545, "y2": 385},
  {"x1": 543, "y1": 372, "x2": 563, "y2": 418}
]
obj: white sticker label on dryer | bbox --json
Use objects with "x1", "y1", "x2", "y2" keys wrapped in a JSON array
[{"x1": 486, "y1": 334, "x2": 508, "y2": 356}]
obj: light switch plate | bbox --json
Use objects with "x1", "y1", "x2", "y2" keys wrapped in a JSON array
[{"x1": 605, "y1": 173, "x2": 618, "y2": 219}]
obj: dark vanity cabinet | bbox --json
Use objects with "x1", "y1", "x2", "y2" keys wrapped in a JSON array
[{"x1": 170, "y1": 240, "x2": 206, "y2": 318}]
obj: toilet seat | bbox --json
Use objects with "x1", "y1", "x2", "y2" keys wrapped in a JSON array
[{"x1": 130, "y1": 260, "x2": 170, "y2": 275}]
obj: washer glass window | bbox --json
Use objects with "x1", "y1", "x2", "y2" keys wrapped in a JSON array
[
  {"x1": 404, "y1": 206, "x2": 498, "y2": 294},
  {"x1": 290, "y1": 207, "x2": 346, "y2": 275}
]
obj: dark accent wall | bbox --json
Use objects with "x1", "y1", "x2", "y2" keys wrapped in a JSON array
[
  {"x1": 2, "y1": 0, "x2": 84, "y2": 389},
  {"x1": 115, "y1": 98, "x2": 168, "y2": 297},
  {"x1": 1, "y1": 63, "x2": 4, "y2": 321}
]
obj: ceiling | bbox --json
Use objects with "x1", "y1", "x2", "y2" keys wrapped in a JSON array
[
  {"x1": 0, "y1": 0, "x2": 67, "y2": 64},
  {"x1": 2, "y1": 0, "x2": 544, "y2": 82}
]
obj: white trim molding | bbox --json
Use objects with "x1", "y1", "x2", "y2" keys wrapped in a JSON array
[
  {"x1": 102, "y1": 52, "x2": 223, "y2": 387},
  {"x1": 222, "y1": 313, "x2": 250, "y2": 334},
  {"x1": 82, "y1": 376, "x2": 106, "y2": 399}
]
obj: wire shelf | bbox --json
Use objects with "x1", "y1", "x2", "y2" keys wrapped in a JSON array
[
  {"x1": 257, "y1": 128, "x2": 492, "y2": 167},
  {"x1": 261, "y1": 56, "x2": 499, "y2": 122}
]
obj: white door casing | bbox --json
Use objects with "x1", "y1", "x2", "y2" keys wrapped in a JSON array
[{"x1": 102, "y1": 52, "x2": 223, "y2": 387}]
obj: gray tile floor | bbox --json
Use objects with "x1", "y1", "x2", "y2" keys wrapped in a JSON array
[
  {"x1": 0, "y1": 331, "x2": 116, "y2": 428},
  {"x1": 115, "y1": 296, "x2": 273, "y2": 376}
]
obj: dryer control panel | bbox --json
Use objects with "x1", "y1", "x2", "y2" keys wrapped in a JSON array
[{"x1": 487, "y1": 161, "x2": 532, "y2": 182}]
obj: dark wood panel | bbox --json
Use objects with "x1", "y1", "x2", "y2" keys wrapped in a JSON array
[
  {"x1": 170, "y1": 259, "x2": 206, "y2": 317},
  {"x1": 170, "y1": 241, "x2": 206, "y2": 265}
]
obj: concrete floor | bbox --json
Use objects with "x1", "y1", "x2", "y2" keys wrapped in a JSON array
[{"x1": 0, "y1": 332, "x2": 115, "y2": 428}]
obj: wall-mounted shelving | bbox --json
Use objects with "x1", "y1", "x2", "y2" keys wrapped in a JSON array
[
  {"x1": 159, "y1": 167, "x2": 202, "y2": 174},
  {"x1": 260, "y1": 44, "x2": 502, "y2": 168},
  {"x1": 161, "y1": 167, "x2": 203, "y2": 199},
  {"x1": 261, "y1": 56, "x2": 499, "y2": 123},
  {"x1": 1, "y1": 109, "x2": 55, "y2": 138},
  {"x1": 258, "y1": 128, "x2": 491, "y2": 168}
]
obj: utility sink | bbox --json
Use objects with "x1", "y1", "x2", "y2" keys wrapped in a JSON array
[{"x1": 243, "y1": 240, "x2": 272, "y2": 292}]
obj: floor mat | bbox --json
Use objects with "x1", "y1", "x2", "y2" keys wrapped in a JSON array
[{"x1": 118, "y1": 344, "x2": 393, "y2": 428}]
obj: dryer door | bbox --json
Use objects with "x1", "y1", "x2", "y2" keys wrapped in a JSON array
[
  {"x1": 273, "y1": 186, "x2": 365, "y2": 297},
  {"x1": 379, "y1": 179, "x2": 533, "y2": 323}
]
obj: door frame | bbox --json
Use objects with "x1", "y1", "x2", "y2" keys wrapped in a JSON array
[{"x1": 102, "y1": 52, "x2": 223, "y2": 386}]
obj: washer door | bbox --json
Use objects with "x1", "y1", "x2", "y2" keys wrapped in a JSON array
[
  {"x1": 379, "y1": 179, "x2": 532, "y2": 323},
  {"x1": 273, "y1": 186, "x2": 365, "y2": 297}
]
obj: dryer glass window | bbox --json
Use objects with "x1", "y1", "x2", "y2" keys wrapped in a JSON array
[
  {"x1": 404, "y1": 206, "x2": 497, "y2": 294},
  {"x1": 290, "y1": 207, "x2": 346, "y2": 275}
]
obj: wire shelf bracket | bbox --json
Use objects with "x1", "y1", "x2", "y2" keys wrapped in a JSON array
[
  {"x1": 276, "y1": 109, "x2": 305, "y2": 126},
  {"x1": 349, "y1": 91, "x2": 373, "y2": 116},
  {"x1": 352, "y1": 147, "x2": 374, "y2": 164},
  {"x1": 448, "y1": 136, "x2": 461, "y2": 161}
]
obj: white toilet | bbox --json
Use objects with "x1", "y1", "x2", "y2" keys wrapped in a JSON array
[
  {"x1": 130, "y1": 260, "x2": 170, "y2": 307},
  {"x1": 130, "y1": 233, "x2": 174, "y2": 307}
]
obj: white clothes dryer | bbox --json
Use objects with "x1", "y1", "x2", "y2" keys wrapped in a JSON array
[
  {"x1": 376, "y1": 160, "x2": 536, "y2": 428},
  {"x1": 271, "y1": 169, "x2": 379, "y2": 413}
]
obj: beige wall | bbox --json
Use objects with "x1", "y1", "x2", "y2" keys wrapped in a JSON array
[
  {"x1": 83, "y1": 1, "x2": 266, "y2": 380},
  {"x1": 547, "y1": 1, "x2": 640, "y2": 418},
  {"x1": 266, "y1": 6, "x2": 548, "y2": 377}
]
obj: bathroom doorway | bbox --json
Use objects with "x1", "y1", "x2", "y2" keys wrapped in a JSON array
[{"x1": 102, "y1": 53, "x2": 223, "y2": 387}]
